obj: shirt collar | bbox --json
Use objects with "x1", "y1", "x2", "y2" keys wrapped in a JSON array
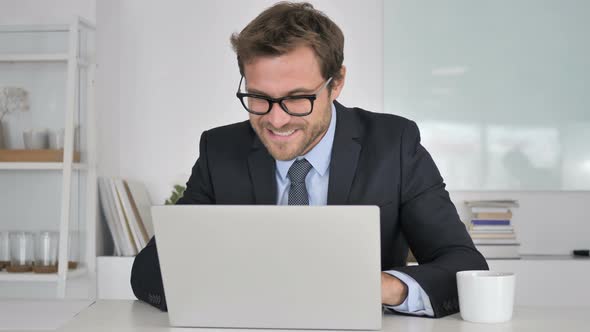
[{"x1": 276, "y1": 103, "x2": 336, "y2": 180}]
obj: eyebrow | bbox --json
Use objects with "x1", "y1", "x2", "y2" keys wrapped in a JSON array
[{"x1": 246, "y1": 86, "x2": 316, "y2": 96}]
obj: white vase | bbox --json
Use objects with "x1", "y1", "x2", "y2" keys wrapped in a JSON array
[{"x1": 0, "y1": 120, "x2": 5, "y2": 149}]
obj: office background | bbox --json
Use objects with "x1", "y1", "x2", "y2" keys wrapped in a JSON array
[{"x1": 0, "y1": 0, "x2": 588, "y2": 281}]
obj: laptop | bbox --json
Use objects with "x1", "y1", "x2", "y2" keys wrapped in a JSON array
[{"x1": 152, "y1": 205, "x2": 382, "y2": 330}]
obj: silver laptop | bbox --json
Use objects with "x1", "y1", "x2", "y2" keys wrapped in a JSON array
[{"x1": 152, "y1": 205, "x2": 382, "y2": 330}]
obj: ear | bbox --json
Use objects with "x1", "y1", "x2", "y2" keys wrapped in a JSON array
[{"x1": 329, "y1": 65, "x2": 346, "y2": 102}]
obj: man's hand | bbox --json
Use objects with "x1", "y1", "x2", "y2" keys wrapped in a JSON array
[{"x1": 381, "y1": 272, "x2": 409, "y2": 306}]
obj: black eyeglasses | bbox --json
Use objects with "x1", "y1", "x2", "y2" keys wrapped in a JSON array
[{"x1": 236, "y1": 76, "x2": 333, "y2": 116}]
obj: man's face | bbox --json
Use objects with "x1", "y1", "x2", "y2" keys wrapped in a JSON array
[{"x1": 243, "y1": 46, "x2": 343, "y2": 161}]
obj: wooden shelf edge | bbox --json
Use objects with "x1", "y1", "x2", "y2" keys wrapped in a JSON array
[
  {"x1": 0, "y1": 267, "x2": 88, "y2": 282},
  {"x1": 0, "y1": 149, "x2": 80, "y2": 163}
]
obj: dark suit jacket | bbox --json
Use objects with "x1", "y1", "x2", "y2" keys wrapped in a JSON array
[{"x1": 130, "y1": 101, "x2": 488, "y2": 317}]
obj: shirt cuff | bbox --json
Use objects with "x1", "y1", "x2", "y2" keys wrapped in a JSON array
[{"x1": 383, "y1": 270, "x2": 434, "y2": 316}]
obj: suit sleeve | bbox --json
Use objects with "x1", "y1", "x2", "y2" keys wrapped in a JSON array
[
  {"x1": 130, "y1": 131, "x2": 215, "y2": 311},
  {"x1": 392, "y1": 121, "x2": 488, "y2": 318}
]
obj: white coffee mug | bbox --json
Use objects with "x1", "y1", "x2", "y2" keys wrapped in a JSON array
[{"x1": 457, "y1": 270, "x2": 515, "y2": 323}]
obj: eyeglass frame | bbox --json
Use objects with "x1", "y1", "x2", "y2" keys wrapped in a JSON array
[{"x1": 235, "y1": 76, "x2": 333, "y2": 117}]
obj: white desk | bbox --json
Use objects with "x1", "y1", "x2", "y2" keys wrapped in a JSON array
[
  {"x1": 0, "y1": 300, "x2": 92, "y2": 331},
  {"x1": 57, "y1": 300, "x2": 590, "y2": 332}
]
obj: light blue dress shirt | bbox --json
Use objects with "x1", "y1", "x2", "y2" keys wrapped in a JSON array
[{"x1": 274, "y1": 104, "x2": 434, "y2": 316}]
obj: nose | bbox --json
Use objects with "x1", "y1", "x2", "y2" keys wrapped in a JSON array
[{"x1": 265, "y1": 102, "x2": 291, "y2": 129}]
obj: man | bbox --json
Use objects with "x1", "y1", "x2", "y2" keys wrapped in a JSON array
[{"x1": 131, "y1": 2, "x2": 488, "y2": 318}]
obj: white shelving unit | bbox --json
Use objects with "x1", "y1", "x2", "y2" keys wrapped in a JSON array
[
  {"x1": 0, "y1": 18, "x2": 97, "y2": 298},
  {"x1": 0, "y1": 163, "x2": 87, "y2": 171}
]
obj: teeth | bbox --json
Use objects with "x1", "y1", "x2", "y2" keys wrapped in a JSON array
[{"x1": 271, "y1": 129, "x2": 295, "y2": 137}]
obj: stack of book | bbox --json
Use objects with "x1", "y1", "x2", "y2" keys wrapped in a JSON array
[
  {"x1": 465, "y1": 200, "x2": 520, "y2": 259},
  {"x1": 98, "y1": 177, "x2": 154, "y2": 256}
]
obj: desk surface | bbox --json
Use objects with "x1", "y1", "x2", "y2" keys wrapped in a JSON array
[
  {"x1": 0, "y1": 300, "x2": 92, "y2": 331},
  {"x1": 57, "y1": 300, "x2": 590, "y2": 332}
]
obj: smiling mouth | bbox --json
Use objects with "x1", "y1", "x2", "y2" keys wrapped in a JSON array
[
  {"x1": 267, "y1": 128, "x2": 299, "y2": 139},
  {"x1": 271, "y1": 129, "x2": 295, "y2": 136}
]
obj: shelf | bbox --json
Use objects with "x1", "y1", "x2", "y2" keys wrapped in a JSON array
[
  {"x1": 0, "y1": 162, "x2": 87, "y2": 170},
  {"x1": 0, "y1": 150, "x2": 80, "y2": 163},
  {"x1": 0, "y1": 54, "x2": 91, "y2": 65},
  {"x1": 0, "y1": 24, "x2": 70, "y2": 33},
  {"x1": 0, "y1": 267, "x2": 87, "y2": 282},
  {"x1": 494, "y1": 254, "x2": 590, "y2": 261},
  {"x1": 407, "y1": 254, "x2": 590, "y2": 266},
  {"x1": 0, "y1": 53, "x2": 68, "y2": 62}
]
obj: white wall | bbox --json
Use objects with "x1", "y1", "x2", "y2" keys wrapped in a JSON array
[
  {"x1": 95, "y1": 0, "x2": 120, "y2": 178},
  {"x1": 0, "y1": 0, "x2": 95, "y2": 24},
  {"x1": 95, "y1": 0, "x2": 384, "y2": 205},
  {"x1": 96, "y1": 1, "x2": 590, "y2": 256}
]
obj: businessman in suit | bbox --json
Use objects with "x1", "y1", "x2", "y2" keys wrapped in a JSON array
[{"x1": 131, "y1": 2, "x2": 488, "y2": 318}]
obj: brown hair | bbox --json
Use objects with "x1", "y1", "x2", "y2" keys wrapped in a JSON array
[{"x1": 230, "y1": 2, "x2": 344, "y2": 88}]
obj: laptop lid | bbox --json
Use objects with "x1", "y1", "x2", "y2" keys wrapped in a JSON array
[{"x1": 152, "y1": 205, "x2": 382, "y2": 330}]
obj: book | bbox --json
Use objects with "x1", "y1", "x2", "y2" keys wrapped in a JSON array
[
  {"x1": 469, "y1": 207, "x2": 512, "y2": 213},
  {"x1": 473, "y1": 238, "x2": 520, "y2": 245},
  {"x1": 470, "y1": 233, "x2": 517, "y2": 239},
  {"x1": 125, "y1": 180, "x2": 154, "y2": 238},
  {"x1": 469, "y1": 229, "x2": 514, "y2": 234},
  {"x1": 471, "y1": 219, "x2": 510, "y2": 226},
  {"x1": 469, "y1": 225, "x2": 514, "y2": 232},
  {"x1": 472, "y1": 212, "x2": 512, "y2": 220},
  {"x1": 114, "y1": 179, "x2": 147, "y2": 251},
  {"x1": 123, "y1": 180, "x2": 150, "y2": 248},
  {"x1": 475, "y1": 244, "x2": 520, "y2": 259},
  {"x1": 465, "y1": 200, "x2": 519, "y2": 208},
  {"x1": 97, "y1": 177, "x2": 154, "y2": 256},
  {"x1": 109, "y1": 178, "x2": 138, "y2": 256},
  {"x1": 98, "y1": 177, "x2": 122, "y2": 256}
]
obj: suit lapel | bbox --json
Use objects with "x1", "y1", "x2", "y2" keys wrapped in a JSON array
[
  {"x1": 328, "y1": 101, "x2": 362, "y2": 205},
  {"x1": 248, "y1": 135, "x2": 277, "y2": 205}
]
